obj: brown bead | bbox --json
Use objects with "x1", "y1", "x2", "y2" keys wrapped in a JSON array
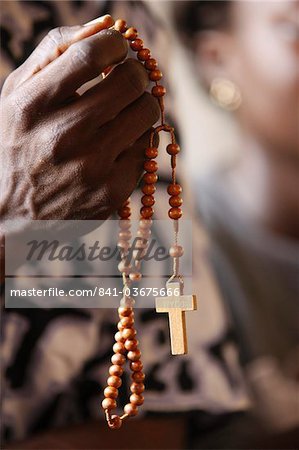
[
  {"x1": 109, "y1": 365, "x2": 124, "y2": 377},
  {"x1": 121, "y1": 316, "x2": 134, "y2": 328},
  {"x1": 137, "y1": 48, "x2": 151, "y2": 61},
  {"x1": 141, "y1": 195, "x2": 155, "y2": 207},
  {"x1": 152, "y1": 85, "x2": 166, "y2": 97},
  {"x1": 113, "y1": 342, "x2": 125, "y2": 354},
  {"x1": 167, "y1": 143, "x2": 180, "y2": 155},
  {"x1": 122, "y1": 327, "x2": 136, "y2": 340},
  {"x1": 169, "y1": 196, "x2": 183, "y2": 207},
  {"x1": 130, "y1": 360, "x2": 143, "y2": 372},
  {"x1": 114, "y1": 19, "x2": 127, "y2": 33},
  {"x1": 127, "y1": 349, "x2": 141, "y2": 361},
  {"x1": 111, "y1": 353, "x2": 125, "y2": 366},
  {"x1": 142, "y1": 184, "x2": 156, "y2": 195},
  {"x1": 132, "y1": 371, "x2": 145, "y2": 382},
  {"x1": 124, "y1": 27, "x2": 138, "y2": 40},
  {"x1": 167, "y1": 184, "x2": 182, "y2": 196},
  {"x1": 102, "y1": 397, "x2": 117, "y2": 410},
  {"x1": 130, "y1": 38, "x2": 143, "y2": 51},
  {"x1": 130, "y1": 393, "x2": 144, "y2": 406},
  {"x1": 168, "y1": 207, "x2": 182, "y2": 220},
  {"x1": 144, "y1": 160, "x2": 158, "y2": 173},
  {"x1": 143, "y1": 173, "x2": 158, "y2": 184},
  {"x1": 104, "y1": 386, "x2": 118, "y2": 399},
  {"x1": 124, "y1": 339, "x2": 139, "y2": 351},
  {"x1": 109, "y1": 415, "x2": 122, "y2": 430},
  {"x1": 118, "y1": 306, "x2": 133, "y2": 317},
  {"x1": 107, "y1": 375, "x2": 122, "y2": 389},
  {"x1": 114, "y1": 331, "x2": 125, "y2": 342},
  {"x1": 145, "y1": 147, "x2": 158, "y2": 159},
  {"x1": 145, "y1": 58, "x2": 158, "y2": 70},
  {"x1": 149, "y1": 70, "x2": 162, "y2": 81},
  {"x1": 118, "y1": 206, "x2": 131, "y2": 219},
  {"x1": 124, "y1": 403, "x2": 138, "y2": 416},
  {"x1": 130, "y1": 382, "x2": 145, "y2": 394},
  {"x1": 140, "y1": 206, "x2": 154, "y2": 219},
  {"x1": 117, "y1": 321, "x2": 124, "y2": 331}
]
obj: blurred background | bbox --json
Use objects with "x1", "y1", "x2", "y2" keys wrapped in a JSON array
[{"x1": 1, "y1": 1, "x2": 298, "y2": 449}]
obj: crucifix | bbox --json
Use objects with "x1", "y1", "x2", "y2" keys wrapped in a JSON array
[{"x1": 155, "y1": 282, "x2": 197, "y2": 355}]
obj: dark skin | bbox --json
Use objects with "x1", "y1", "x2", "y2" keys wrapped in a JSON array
[{"x1": 194, "y1": 1, "x2": 299, "y2": 239}]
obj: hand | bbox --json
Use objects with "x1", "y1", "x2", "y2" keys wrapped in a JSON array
[{"x1": 0, "y1": 15, "x2": 160, "y2": 221}]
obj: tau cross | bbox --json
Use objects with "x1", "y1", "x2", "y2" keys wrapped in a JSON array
[{"x1": 155, "y1": 282, "x2": 197, "y2": 355}]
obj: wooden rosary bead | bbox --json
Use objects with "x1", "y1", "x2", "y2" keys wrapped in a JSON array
[
  {"x1": 109, "y1": 365, "x2": 124, "y2": 377},
  {"x1": 117, "y1": 240, "x2": 130, "y2": 251},
  {"x1": 167, "y1": 143, "x2": 180, "y2": 155},
  {"x1": 130, "y1": 393, "x2": 144, "y2": 406},
  {"x1": 122, "y1": 328, "x2": 137, "y2": 340},
  {"x1": 107, "y1": 376, "x2": 122, "y2": 388},
  {"x1": 130, "y1": 38, "x2": 143, "y2": 51},
  {"x1": 113, "y1": 342, "x2": 125, "y2": 354},
  {"x1": 129, "y1": 272, "x2": 142, "y2": 281},
  {"x1": 104, "y1": 386, "x2": 118, "y2": 399},
  {"x1": 124, "y1": 27, "x2": 138, "y2": 40},
  {"x1": 130, "y1": 360, "x2": 143, "y2": 372},
  {"x1": 169, "y1": 245, "x2": 184, "y2": 258},
  {"x1": 144, "y1": 160, "x2": 158, "y2": 172},
  {"x1": 118, "y1": 261, "x2": 132, "y2": 275},
  {"x1": 143, "y1": 173, "x2": 158, "y2": 184},
  {"x1": 167, "y1": 184, "x2": 182, "y2": 196},
  {"x1": 111, "y1": 353, "x2": 126, "y2": 366},
  {"x1": 137, "y1": 229, "x2": 151, "y2": 239},
  {"x1": 141, "y1": 195, "x2": 155, "y2": 207},
  {"x1": 169, "y1": 196, "x2": 183, "y2": 207},
  {"x1": 137, "y1": 48, "x2": 151, "y2": 61},
  {"x1": 144, "y1": 58, "x2": 158, "y2": 70},
  {"x1": 124, "y1": 403, "x2": 138, "y2": 416},
  {"x1": 124, "y1": 339, "x2": 139, "y2": 351},
  {"x1": 102, "y1": 398, "x2": 117, "y2": 410},
  {"x1": 142, "y1": 184, "x2": 156, "y2": 196},
  {"x1": 149, "y1": 69, "x2": 162, "y2": 81},
  {"x1": 118, "y1": 230, "x2": 132, "y2": 240},
  {"x1": 117, "y1": 321, "x2": 124, "y2": 331},
  {"x1": 109, "y1": 415, "x2": 122, "y2": 430},
  {"x1": 118, "y1": 206, "x2": 131, "y2": 219},
  {"x1": 168, "y1": 207, "x2": 182, "y2": 220},
  {"x1": 152, "y1": 85, "x2": 166, "y2": 97},
  {"x1": 140, "y1": 206, "x2": 154, "y2": 218},
  {"x1": 118, "y1": 307, "x2": 133, "y2": 317},
  {"x1": 145, "y1": 147, "x2": 158, "y2": 159},
  {"x1": 120, "y1": 316, "x2": 134, "y2": 327},
  {"x1": 139, "y1": 218, "x2": 152, "y2": 229},
  {"x1": 114, "y1": 19, "x2": 127, "y2": 33},
  {"x1": 114, "y1": 331, "x2": 125, "y2": 342},
  {"x1": 119, "y1": 219, "x2": 131, "y2": 229},
  {"x1": 130, "y1": 382, "x2": 145, "y2": 394},
  {"x1": 127, "y1": 350, "x2": 141, "y2": 361}
]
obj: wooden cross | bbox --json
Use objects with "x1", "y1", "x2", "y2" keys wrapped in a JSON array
[{"x1": 155, "y1": 282, "x2": 197, "y2": 355}]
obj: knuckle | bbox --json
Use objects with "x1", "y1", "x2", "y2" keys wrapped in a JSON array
[
  {"x1": 47, "y1": 27, "x2": 65, "y2": 46},
  {"x1": 120, "y1": 59, "x2": 148, "y2": 98},
  {"x1": 11, "y1": 89, "x2": 38, "y2": 130},
  {"x1": 69, "y1": 40, "x2": 98, "y2": 78},
  {"x1": 138, "y1": 93, "x2": 161, "y2": 127}
]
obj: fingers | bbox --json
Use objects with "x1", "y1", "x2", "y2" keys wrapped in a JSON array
[
  {"x1": 19, "y1": 28, "x2": 128, "y2": 107},
  {"x1": 2, "y1": 15, "x2": 114, "y2": 96}
]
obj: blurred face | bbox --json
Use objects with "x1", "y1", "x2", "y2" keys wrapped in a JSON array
[{"x1": 197, "y1": 1, "x2": 299, "y2": 158}]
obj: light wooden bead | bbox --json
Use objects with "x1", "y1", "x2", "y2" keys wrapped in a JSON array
[
  {"x1": 107, "y1": 376, "x2": 122, "y2": 388},
  {"x1": 114, "y1": 19, "x2": 127, "y2": 33},
  {"x1": 130, "y1": 393, "x2": 144, "y2": 406},
  {"x1": 109, "y1": 365, "x2": 123, "y2": 377},
  {"x1": 114, "y1": 331, "x2": 125, "y2": 342},
  {"x1": 119, "y1": 220, "x2": 131, "y2": 229},
  {"x1": 141, "y1": 195, "x2": 155, "y2": 207},
  {"x1": 118, "y1": 230, "x2": 132, "y2": 240},
  {"x1": 137, "y1": 229, "x2": 151, "y2": 239},
  {"x1": 167, "y1": 184, "x2": 182, "y2": 196},
  {"x1": 139, "y1": 219, "x2": 153, "y2": 229},
  {"x1": 168, "y1": 207, "x2": 182, "y2": 219},
  {"x1": 152, "y1": 85, "x2": 166, "y2": 97},
  {"x1": 117, "y1": 321, "x2": 124, "y2": 331},
  {"x1": 130, "y1": 382, "x2": 145, "y2": 394},
  {"x1": 113, "y1": 342, "x2": 125, "y2": 354},
  {"x1": 124, "y1": 403, "x2": 138, "y2": 416},
  {"x1": 111, "y1": 353, "x2": 126, "y2": 365},
  {"x1": 102, "y1": 397, "x2": 117, "y2": 410},
  {"x1": 118, "y1": 261, "x2": 132, "y2": 275},
  {"x1": 145, "y1": 147, "x2": 158, "y2": 159},
  {"x1": 104, "y1": 386, "x2": 118, "y2": 399},
  {"x1": 149, "y1": 69, "x2": 162, "y2": 81},
  {"x1": 121, "y1": 316, "x2": 134, "y2": 327},
  {"x1": 143, "y1": 173, "x2": 158, "y2": 184},
  {"x1": 145, "y1": 58, "x2": 158, "y2": 70},
  {"x1": 118, "y1": 306, "x2": 133, "y2": 317},
  {"x1": 122, "y1": 328, "x2": 137, "y2": 340},
  {"x1": 132, "y1": 371, "x2": 145, "y2": 382},
  {"x1": 117, "y1": 240, "x2": 130, "y2": 251},
  {"x1": 140, "y1": 206, "x2": 154, "y2": 218},
  {"x1": 169, "y1": 245, "x2": 184, "y2": 258},
  {"x1": 137, "y1": 48, "x2": 151, "y2": 61},
  {"x1": 135, "y1": 238, "x2": 147, "y2": 249},
  {"x1": 142, "y1": 184, "x2": 156, "y2": 195},
  {"x1": 144, "y1": 160, "x2": 158, "y2": 172},
  {"x1": 127, "y1": 349, "x2": 141, "y2": 361},
  {"x1": 130, "y1": 360, "x2": 143, "y2": 372},
  {"x1": 124, "y1": 27, "x2": 138, "y2": 40},
  {"x1": 109, "y1": 415, "x2": 122, "y2": 430},
  {"x1": 124, "y1": 339, "x2": 139, "y2": 351},
  {"x1": 169, "y1": 196, "x2": 183, "y2": 207},
  {"x1": 167, "y1": 143, "x2": 180, "y2": 155},
  {"x1": 129, "y1": 272, "x2": 142, "y2": 281},
  {"x1": 130, "y1": 38, "x2": 143, "y2": 51}
]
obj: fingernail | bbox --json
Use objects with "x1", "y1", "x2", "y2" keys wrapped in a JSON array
[{"x1": 83, "y1": 14, "x2": 114, "y2": 27}]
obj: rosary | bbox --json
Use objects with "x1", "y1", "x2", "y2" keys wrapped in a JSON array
[{"x1": 101, "y1": 19, "x2": 197, "y2": 430}]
